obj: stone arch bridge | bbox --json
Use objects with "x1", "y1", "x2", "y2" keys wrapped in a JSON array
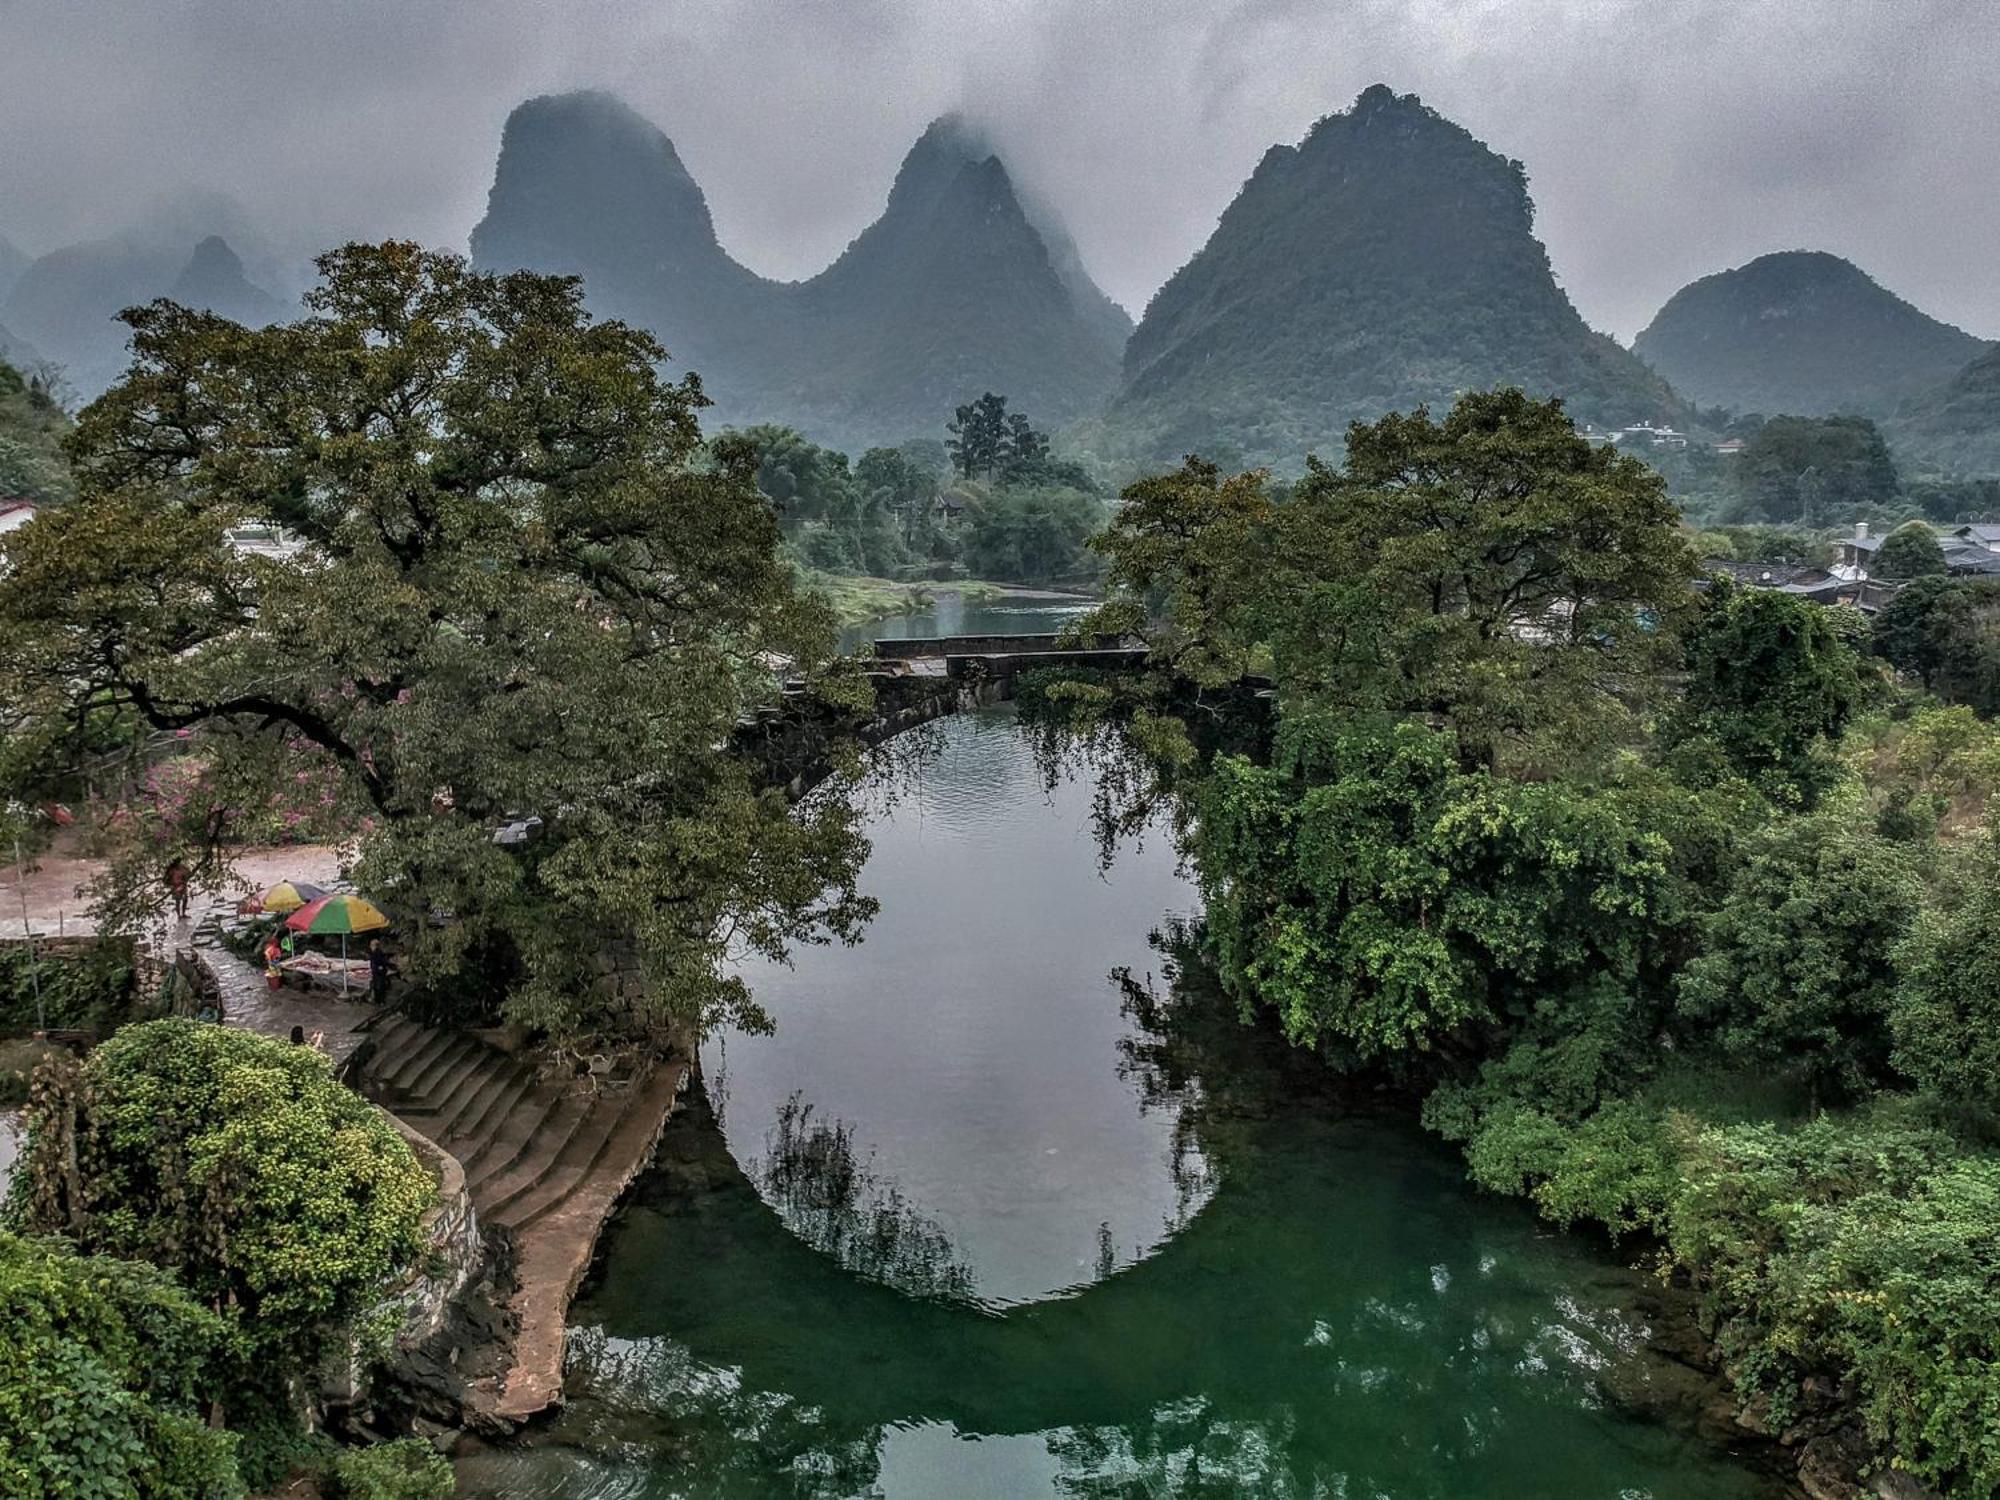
[{"x1": 738, "y1": 633, "x2": 1149, "y2": 799}]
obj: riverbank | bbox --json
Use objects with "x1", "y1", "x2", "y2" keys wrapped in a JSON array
[{"x1": 810, "y1": 572, "x2": 1100, "y2": 630}]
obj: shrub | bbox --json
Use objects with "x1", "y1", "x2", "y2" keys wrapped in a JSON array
[
  {"x1": 10, "y1": 1020, "x2": 434, "y2": 1409},
  {"x1": 328, "y1": 1438, "x2": 453, "y2": 1500},
  {"x1": 0, "y1": 1232, "x2": 242, "y2": 1498},
  {"x1": 0, "y1": 939, "x2": 135, "y2": 1033}
]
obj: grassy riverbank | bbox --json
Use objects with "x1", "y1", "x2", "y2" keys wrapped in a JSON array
[{"x1": 806, "y1": 572, "x2": 1019, "y2": 628}]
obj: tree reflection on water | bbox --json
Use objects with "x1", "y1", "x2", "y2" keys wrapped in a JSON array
[{"x1": 752, "y1": 1091, "x2": 979, "y2": 1305}]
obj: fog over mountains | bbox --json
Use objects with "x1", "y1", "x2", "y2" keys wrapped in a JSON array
[
  {"x1": 3, "y1": 83, "x2": 1998, "y2": 477},
  {"x1": 468, "y1": 93, "x2": 1128, "y2": 451}
]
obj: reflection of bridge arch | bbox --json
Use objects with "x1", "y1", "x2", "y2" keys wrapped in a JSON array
[
  {"x1": 737, "y1": 634, "x2": 1147, "y2": 799},
  {"x1": 579, "y1": 1076, "x2": 1688, "y2": 1470}
]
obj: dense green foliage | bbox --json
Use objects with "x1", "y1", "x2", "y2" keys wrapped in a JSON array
[
  {"x1": 1040, "y1": 386, "x2": 2000, "y2": 1493},
  {"x1": 0, "y1": 358, "x2": 70, "y2": 507},
  {"x1": 1874, "y1": 520, "x2": 1949, "y2": 579},
  {"x1": 1091, "y1": 389, "x2": 1696, "y2": 768},
  {"x1": 1675, "y1": 804, "x2": 1923, "y2": 1095},
  {"x1": 1724, "y1": 415, "x2": 1901, "y2": 525},
  {"x1": 10, "y1": 1020, "x2": 434, "y2": 1396},
  {"x1": 327, "y1": 1438, "x2": 455, "y2": 1500},
  {"x1": 738, "y1": 400, "x2": 1107, "y2": 590},
  {"x1": 0, "y1": 243, "x2": 874, "y2": 1041},
  {"x1": 1874, "y1": 577, "x2": 2000, "y2": 712},
  {"x1": 468, "y1": 95, "x2": 1126, "y2": 455},
  {"x1": 1632, "y1": 250, "x2": 1992, "y2": 420},
  {"x1": 0, "y1": 1232, "x2": 242, "y2": 1499},
  {"x1": 1088, "y1": 86, "x2": 1682, "y2": 473},
  {"x1": 1670, "y1": 585, "x2": 1870, "y2": 800},
  {"x1": 0, "y1": 939, "x2": 135, "y2": 1033}
]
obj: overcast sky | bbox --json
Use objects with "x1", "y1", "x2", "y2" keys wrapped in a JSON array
[{"x1": 2, "y1": 0, "x2": 1995, "y2": 342}]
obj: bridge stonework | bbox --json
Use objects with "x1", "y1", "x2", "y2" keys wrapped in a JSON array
[{"x1": 738, "y1": 633, "x2": 1149, "y2": 802}]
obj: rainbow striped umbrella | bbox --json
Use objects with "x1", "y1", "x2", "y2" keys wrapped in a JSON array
[
  {"x1": 247, "y1": 879, "x2": 328, "y2": 915},
  {"x1": 284, "y1": 893, "x2": 389, "y2": 935},
  {"x1": 285, "y1": 893, "x2": 390, "y2": 996}
]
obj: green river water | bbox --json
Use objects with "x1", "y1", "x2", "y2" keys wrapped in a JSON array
[{"x1": 457, "y1": 675, "x2": 1786, "y2": 1498}]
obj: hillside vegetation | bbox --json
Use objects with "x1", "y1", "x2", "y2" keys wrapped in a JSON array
[
  {"x1": 1635, "y1": 250, "x2": 1992, "y2": 419},
  {"x1": 1083, "y1": 86, "x2": 1682, "y2": 473}
]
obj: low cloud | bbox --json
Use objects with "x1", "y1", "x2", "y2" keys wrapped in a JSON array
[{"x1": 1, "y1": 0, "x2": 1994, "y2": 340}]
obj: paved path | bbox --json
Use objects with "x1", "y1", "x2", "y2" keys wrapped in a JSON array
[
  {"x1": 0, "y1": 839, "x2": 346, "y2": 940},
  {"x1": 187, "y1": 919, "x2": 378, "y2": 1068}
]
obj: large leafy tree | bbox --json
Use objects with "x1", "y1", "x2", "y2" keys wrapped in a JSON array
[
  {"x1": 1872, "y1": 521, "x2": 1948, "y2": 581},
  {"x1": 0, "y1": 243, "x2": 874, "y2": 1039},
  {"x1": 1727, "y1": 415, "x2": 1900, "y2": 525},
  {"x1": 1671, "y1": 586, "x2": 1869, "y2": 800},
  {"x1": 1091, "y1": 390, "x2": 1698, "y2": 769},
  {"x1": 1676, "y1": 805, "x2": 1924, "y2": 1097}
]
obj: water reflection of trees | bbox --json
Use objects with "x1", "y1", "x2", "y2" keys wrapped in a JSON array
[
  {"x1": 560, "y1": 1324, "x2": 889, "y2": 1498},
  {"x1": 752, "y1": 1092, "x2": 978, "y2": 1304}
]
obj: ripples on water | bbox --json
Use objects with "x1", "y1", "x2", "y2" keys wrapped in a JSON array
[{"x1": 457, "y1": 708, "x2": 1783, "y2": 1500}]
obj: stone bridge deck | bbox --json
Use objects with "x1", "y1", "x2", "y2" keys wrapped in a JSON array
[{"x1": 740, "y1": 633, "x2": 1151, "y2": 800}]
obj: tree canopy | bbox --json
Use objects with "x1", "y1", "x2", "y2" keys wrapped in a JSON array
[
  {"x1": 1873, "y1": 521, "x2": 1948, "y2": 581},
  {"x1": 1089, "y1": 389, "x2": 1698, "y2": 769},
  {"x1": 0, "y1": 243, "x2": 874, "y2": 1039}
]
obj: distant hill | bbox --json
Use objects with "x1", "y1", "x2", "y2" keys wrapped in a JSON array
[
  {"x1": 1634, "y1": 251, "x2": 1991, "y2": 419},
  {"x1": 0, "y1": 228, "x2": 289, "y2": 401},
  {"x1": 0, "y1": 234, "x2": 28, "y2": 305},
  {"x1": 470, "y1": 92, "x2": 1128, "y2": 453},
  {"x1": 769, "y1": 115, "x2": 1130, "y2": 449},
  {"x1": 0, "y1": 237, "x2": 183, "y2": 399},
  {"x1": 1087, "y1": 85, "x2": 1681, "y2": 472},
  {"x1": 1891, "y1": 346, "x2": 2000, "y2": 477},
  {"x1": 168, "y1": 236, "x2": 291, "y2": 329}
]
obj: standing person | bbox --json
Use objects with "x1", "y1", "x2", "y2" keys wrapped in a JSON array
[
  {"x1": 263, "y1": 934, "x2": 285, "y2": 992},
  {"x1": 165, "y1": 858, "x2": 190, "y2": 921},
  {"x1": 368, "y1": 938, "x2": 395, "y2": 1006}
]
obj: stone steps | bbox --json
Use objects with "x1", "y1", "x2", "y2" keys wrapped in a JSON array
[{"x1": 351, "y1": 1012, "x2": 685, "y2": 1425}]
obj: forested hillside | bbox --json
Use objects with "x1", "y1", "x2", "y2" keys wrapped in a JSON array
[
  {"x1": 1635, "y1": 251, "x2": 1992, "y2": 419},
  {"x1": 1892, "y1": 347, "x2": 2000, "y2": 478},
  {"x1": 1084, "y1": 86, "x2": 1682, "y2": 472}
]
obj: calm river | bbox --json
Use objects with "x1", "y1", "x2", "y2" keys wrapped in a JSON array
[{"x1": 458, "y1": 701, "x2": 1784, "y2": 1498}]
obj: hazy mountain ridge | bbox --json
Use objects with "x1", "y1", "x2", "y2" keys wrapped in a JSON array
[
  {"x1": 0, "y1": 223, "x2": 290, "y2": 400},
  {"x1": 469, "y1": 93, "x2": 1129, "y2": 452},
  {"x1": 1890, "y1": 345, "x2": 2000, "y2": 476},
  {"x1": 1634, "y1": 250, "x2": 1992, "y2": 419},
  {"x1": 1084, "y1": 85, "x2": 1684, "y2": 470}
]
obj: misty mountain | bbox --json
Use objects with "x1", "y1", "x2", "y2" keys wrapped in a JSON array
[
  {"x1": 1634, "y1": 251, "x2": 1992, "y2": 419},
  {"x1": 1890, "y1": 346, "x2": 2000, "y2": 477},
  {"x1": 469, "y1": 91, "x2": 1129, "y2": 453},
  {"x1": 0, "y1": 220, "x2": 289, "y2": 400},
  {"x1": 0, "y1": 235, "x2": 28, "y2": 305},
  {"x1": 0, "y1": 236, "x2": 184, "y2": 398},
  {"x1": 468, "y1": 90, "x2": 778, "y2": 416},
  {"x1": 1088, "y1": 86, "x2": 1681, "y2": 471},
  {"x1": 167, "y1": 235, "x2": 291, "y2": 329}
]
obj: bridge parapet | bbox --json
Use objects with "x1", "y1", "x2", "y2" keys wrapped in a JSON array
[{"x1": 868, "y1": 633, "x2": 1134, "y2": 660}]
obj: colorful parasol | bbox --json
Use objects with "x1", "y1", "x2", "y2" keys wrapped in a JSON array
[
  {"x1": 247, "y1": 879, "x2": 328, "y2": 915},
  {"x1": 285, "y1": 893, "x2": 390, "y2": 996},
  {"x1": 284, "y1": 893, "x2": 389, "y2": 935}
]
